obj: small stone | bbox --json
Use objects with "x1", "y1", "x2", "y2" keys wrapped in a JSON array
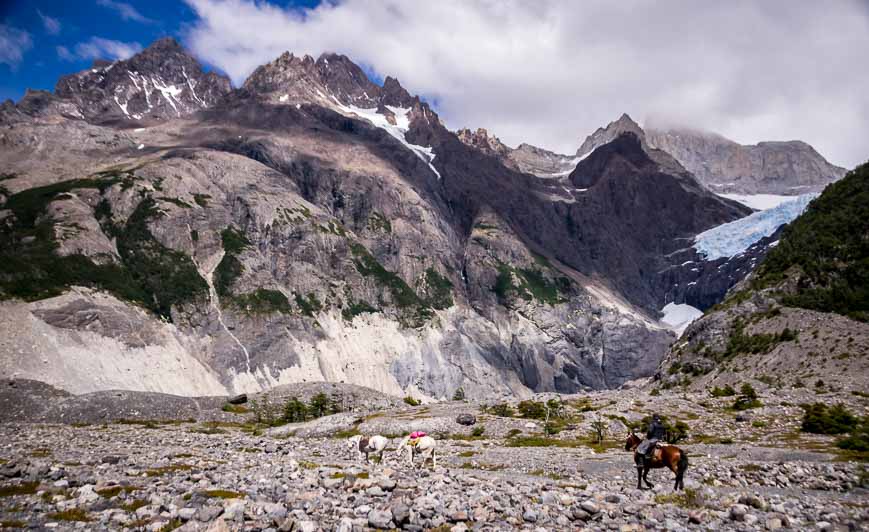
[
  {"x1": 688, "y1": 511, "x2": 703, "y2": 524},
  {"x1": 522, "y1": 509, "x2": 538, "y2": 523},
  {"x1": 605, "y1": 494, "x2": 621, "y2": 504},
  {"x1": 178, "y1": 508, "x2": 196, "y2": 521},
  {"x1": 366, "y1": 486, "x2": 385, "y2": 497},
  {"x1": 368, "y1": 508, "x2": 393, "y2": 529},
  {"x1": 53, "y1": 479, "x2": 69, "y2": 488},
  {"x1": 101, "y1": 455, "x2": 124, "y2": 465},
  {"x1": 390, "y1": 502, "x2": 410, "y2": 525},
  {"x1": 765, "y1": 517, "x2": 782, "y2": 530},
  {"x1": 335, "y1": 518, "x2": 353, "y2": 532},
  {"x1": 449, "y1": 510, "x2": 468, "y2": 522},
  {"x1": 295, "y1": 520, "x2": 318, "y2": 532}
]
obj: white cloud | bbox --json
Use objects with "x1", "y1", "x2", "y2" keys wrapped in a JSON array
[
  {"x1": 183, "y1": 0, "x2": 869, "y2": 169},
  {"x1": 96, "y1": 0, "x2": 154, "y2": 23},
  {"x1": 58, "y1": 37, "x2": 143, "y2": 61},
  {"x1": 0, "y1": 23, "x2": 33, "y2": 69},
  {"x1": 38, "y1": 10, "x2": 62, "y2": 35}
]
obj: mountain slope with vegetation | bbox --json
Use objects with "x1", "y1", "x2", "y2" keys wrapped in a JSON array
[{"x1": 657, "y1": 161, "x2": 869, "y2": 394}]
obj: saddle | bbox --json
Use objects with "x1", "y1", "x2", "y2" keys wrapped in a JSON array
[{"x1": 408, "y1": 431, "x2": 427, "y2": 446}]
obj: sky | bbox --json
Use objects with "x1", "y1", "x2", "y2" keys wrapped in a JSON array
[{"x1": 1, "y1": 1, "x2": 867, "y2": 169}]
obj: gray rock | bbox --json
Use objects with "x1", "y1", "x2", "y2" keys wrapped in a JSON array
[
  {"x1": 455, "y1": 414, "x2": 476, "y2": 426},
  {"x1": 581, "y1": 500, "x2": 599, "y2": 514},
  {"x1": 228, "y1": 394, "x2": 248, "y2": 405},
  {"x1": 367, "y1": 508, "x2": 393, "y2": 529},
  {"x1": 523, "y1": 509, "x2": 538, "y2": 522},
  {"x1": 197, "y1": 506, "x2": 223, "y2": 522},
  {"x1": 730, "y1": 504, "x2": 748, "y2": 521}
]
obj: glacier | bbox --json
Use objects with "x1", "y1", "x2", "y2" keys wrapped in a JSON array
[
  {"x1": 660, "y1": 302, "x2": 704, "y2": 336},
  {"x1": 694, "y1": 194, "x2": 817, "y2": 260}
]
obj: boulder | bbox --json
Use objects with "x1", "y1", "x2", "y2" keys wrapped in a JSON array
[
  {"x1": 455, "y1": 414, "x2": 476, "y2": 426},
  {"x1": 227, "y1": 394, "x2": 248, "y2": 405}
]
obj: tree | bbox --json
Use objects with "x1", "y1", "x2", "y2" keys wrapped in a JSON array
[
  {"x1": 308, "y1": 393, "x2": 333, "y2": 418},
  {"x1": 283, "y1": 397, "x2": 309, "y2": 423},
  {"x1": 590, "y1": 418, "x2": 607, "y2": 444},
  {"x1": 452, "y1": 387, "x2": 466, "y2": 401}
]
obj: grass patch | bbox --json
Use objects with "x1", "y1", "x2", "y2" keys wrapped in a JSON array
[
  {"x1": 457, "y1": 450, "x2": 476, "y2": 457},
  {"x1": 144, "y1": 464, "x2": 194, "y2": 477},
  {"x1": 202, "y1": 489, "x2": 243, "y2": 499},
  {"x1": 655, "y1": 488, "x2": 702, "y2": 508},
  {"x1": 298, "y1": 460, "x2": 318, "y2": 470},
  {"x1": 492, "y1": 262, "x2": 568, "y2": 305},
  {"x1": 350, "y1": 242, "x2": 431, "y2": 326},
  {"x1": 419, "y1": 267, "x2": 453, "y2": 309},
  {"x1": 96, "y1": 485, "x2": 139, "y2": 498},
  {"x1": 0, "y1": 482, "x2": 38, "y2": 497},
  {"x1": 0, "y1": 520, "x2": 25, "y2": 529},
  {"x1": 47, "y1": 509, "x2": 91, "y2": 522},
  {"x1": 120, "y1": 499, "x2": 148, "y2": 512},
  {"x1": 221, "y1": 404, "x2": 249, "y2": 414}
]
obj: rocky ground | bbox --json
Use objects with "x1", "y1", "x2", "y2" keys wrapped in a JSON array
[{"x1": 0, "y1": 382, "x2": 867, "y2": 531}]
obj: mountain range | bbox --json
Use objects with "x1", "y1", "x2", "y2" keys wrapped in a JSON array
[{"x1": 0, "y1": 38, "x2": 851, "y2": 400}]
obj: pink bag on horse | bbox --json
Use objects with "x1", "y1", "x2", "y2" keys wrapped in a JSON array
[{"x1": 409, "y1": 431, "x2": 427, "y2": 439}]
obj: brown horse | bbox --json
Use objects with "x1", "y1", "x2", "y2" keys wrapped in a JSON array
[{"x1": 625, "y1": 432, "x2": 688, "y2": 491}]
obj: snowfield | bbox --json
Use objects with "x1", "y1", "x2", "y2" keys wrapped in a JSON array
[
  {"x1": 660, "y1": 302, "x2": 704, "y2": 336},
  {"x1": 694, "y1": 194, "x2": 816, "y2": 260},
  {"x1": 719, "y1": 193, "x2": 798, "y2": 210}
]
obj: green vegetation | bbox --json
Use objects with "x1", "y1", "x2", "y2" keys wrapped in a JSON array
[
  {"x1": 471, "y1": 426, "x2": 486, "y2": 437},
  {"x1": 654, "y1": 488, "x2": 702, "y2": 509},
  {"x1": 710, "y1": 384, "x2": 736, "y2": 397},
  {"x1": 732, "y1": 383, "x2": 762, "y2": 411},
  {"x1": 120, "y1": 499, "x2": 148, "y2": 512},
  {"x1": 492, "y1": 262, "x2": 569, "y2": 305},
  {"x1": 294, "y1": 292, "x2": 323, "y2": 316},
  {"x1": 485, "y1": 403, "x2": 514, "y2": 417},
  {"x1": 403, "y1": 396, "x2": 421, "y2": 407},
  {"x1": 46, "y1": 509, "x2": 91, "y2": 522},
  {"x1": 420, "y1": 267, "x2": 454, "y2": 309},
  {"x1": 0, "y1": 175, "x2": 207, "y2": 319},
  {"x1": 193, "y1": 193, "x2": 211, "y2": 208},
  {"x1": 753, "y1": 162, "x2": 869, "y2": 322},
  {"x1": 96, "y1": 485, "x2": 139, "y2": 498},
  {"x1": 158, "y1": 197, "x2": 192, "y2": 209},
  {"x1": 341, "y1": 299, "x2": 378, "y2": 321},
  {"x1": 716, "y1": 319, "x2": 798, "y2": 360},
  {"x1": 350, "y1": 242, "x2": 432, "y2": 325},
  {"x1": 221, "y1": 404, "x2": 249, "y2": 414},
  {"x1": 144, "y1": 464, "x2": 194, "y2": 477},
  {"x1": 214, "y1": 226, "x2": 250, "y2": 297},
  {"x1": 801, "y1": 403, "x2": 859, "y2": 435},
  {"x1": 627, "y1": 415, "x2": 690, "y2": 444},
  {"x1": 253, "y1": 392, "x2": 345, "y2": 425},
  {"x1": 202, "y1": 489, "x2": 243, "y2": 499},
  {"x1": 367, "y1": 211, "x2": 392, "y2": 233},
  {"x1": 452, "y1": 387, "x2": 465, "y2": 401},
  {"x1": 0, "y1": 482, "x2": 39, "y2": 497}
]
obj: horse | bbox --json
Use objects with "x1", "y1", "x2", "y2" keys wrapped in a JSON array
[
  {"x1": 624, "y1": 432, "x2": 688, "y2": 491},
  {"x1": 348, "y1": 434, "x2": 388, "y2": 464},
  {"x1": 396, "y1": 434, "x2": 437, "y2": 468}
]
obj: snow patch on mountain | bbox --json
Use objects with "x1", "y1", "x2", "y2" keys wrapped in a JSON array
[
  {"x1": 694, "y1": 194, "x2": 817, "y2": 260},
  {"x1": 660, "y1": 302, "x2": 703, "y2": 336},
  {"x1": 333, "y1": 101, "x2": 441, "y2": 179}
]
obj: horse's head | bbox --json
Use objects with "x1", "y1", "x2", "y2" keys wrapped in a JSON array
[
  {"x1": 347, "y1": 434, "x2": 362, "y2": 449},
  {"x1": 624, "y1": 432, "x2": 641, "y2": 451}
]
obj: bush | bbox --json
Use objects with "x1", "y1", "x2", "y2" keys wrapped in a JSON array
[
  {"x1": 634, "y1": 415, "x2": 690, "y2": 444},
  {"x1": 590, "y1": 419, "x2": 607, "y2": 444},
  {"x1": 516, "y1": 400, "x2": 547, "y2": 420},
  {"x1": 710, "y1": 384, "x2": 736, "y2": 397},
  {"x1": 403, "y1": 396, "x2": 421, "y2": 407},
  {"x1": 732, "y1": 383, "x2": 762, "y2": 410},
  {"x1": 488, "y1": 403, "x2": 514, "y2": 417},
  {"x1": 800, "y1": 403, "x2": 859, "y2": 435},
  {"x1": 283, "y1": 397, "x2": 309, "y2": 423},
  {"x1": 835, "y1": 420, "x2": 869, "y2": 452},
  {"x1": 544, "y1": 422, "x2": 561, "y2": 436},
  {"x1": 471, "y1": 426, "x2": 485, "y2": 437},
  {"x1": 452, "y1": 388, "x2": 465, "y2": 401}
]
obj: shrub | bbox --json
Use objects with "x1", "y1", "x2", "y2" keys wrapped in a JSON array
[
  {"x1": 590, "y1": 419, "x2": 607, "y2": 444},
  {"x1": 471, "y1": 426, "x2": 485, "y2": 437},
  {"x1": 732, "y1": 383, "x2": 762, "y2": 410},
  {"x1": 308, "y1": 393, "x2": 333, "y2": 418},
  {"x1": 516, "y1": 400, "x2": 547, "y2": 420},
  {"x1": 800, "y1": 403, "x2": 858, "y2": 435},
  {"x1": 488, "y1": 403, "x2": 514, "y2": 417},
  {"x1": 544, "y1": 422, "x2": 561, "y2": 436},
  {"x1": 835, "y1": 420, "x2": 869, "y2": 452},
  {"x1": 452, "y1": 388, "x2": 465, "y2": 401},
  {"x1": 711, "y1": 384, "x2": 736, "y2": 397},
  {"x1": 403, "y1": 396, "x2": 421, "y2": 407},
  {"x1": 283, "y1": 397, "x2": 309, "y2": 423},
  {"x1": 634, "y1": 415, "x2": 690, "y2": 444}
]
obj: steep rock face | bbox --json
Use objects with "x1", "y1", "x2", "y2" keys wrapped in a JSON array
[
  {"x1": 645, "y1": 127, "x2": 846, "y2": 195},
  {"x1": 1, "y1": 41, "x2": 774, "y2": 398},
  {"x1": 576, "y1": 113, "x2": 647, "y2": 159},
  {"x1": 453, "y1": 127, "x2": 579, "y2": 177},
  {"x1": 54, "y1": 37, "x2": 231, "y2": 123},
  {"x1": 455, "y1": 128, "x2": 511, "y2": 160}
]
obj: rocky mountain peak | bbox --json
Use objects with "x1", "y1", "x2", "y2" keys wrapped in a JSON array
[
  {"x1": 53, "y1": 37, "x2": 231, "y2": 123},
  {"x1": 455, "y1": 127, "x2": 511, "y2": 158},
  {"x1": 576, "y1": 112, "x2": 647, "y2": 158}
]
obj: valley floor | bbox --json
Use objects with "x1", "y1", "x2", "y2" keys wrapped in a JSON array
[{"x1": 0, "y1": 386, "x2": 866, "y2": 531}]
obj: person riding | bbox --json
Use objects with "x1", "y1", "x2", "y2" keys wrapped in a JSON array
[{"x1": 637, "y1": 414, "x2": 666, "y2": 461}]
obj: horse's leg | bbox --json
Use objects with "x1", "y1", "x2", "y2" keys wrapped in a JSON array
[{"x1": 643, "y1": 464, "x2": 654, "y2": 489}]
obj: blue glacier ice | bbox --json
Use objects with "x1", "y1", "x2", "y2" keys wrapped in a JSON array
[{"x1": 694, "y1": 194, "x2": 817, "y2": 260}]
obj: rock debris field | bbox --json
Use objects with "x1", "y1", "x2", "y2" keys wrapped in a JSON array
[{"x1": 0, "y1": 382, "x2": 867, "y2": 531}]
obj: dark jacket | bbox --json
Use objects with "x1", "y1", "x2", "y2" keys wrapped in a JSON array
[{"x1": 647, "y1": 419, "x2": 666, "y2": 440}]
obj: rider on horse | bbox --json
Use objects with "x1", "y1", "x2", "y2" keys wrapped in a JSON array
[{"x1": 637, "y1": 414, "x2": 666, "y2": 461}]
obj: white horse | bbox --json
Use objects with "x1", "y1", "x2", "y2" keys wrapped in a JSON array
[
  {"x1": 396, "y1": 435, "x2": 437, "y2": 468},
  {"x1": 348, "y1": 434, "x2": 388, "y2": 464}
]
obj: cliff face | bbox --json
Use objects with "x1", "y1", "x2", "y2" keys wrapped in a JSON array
[
  {"x1": 0, "y1": 40, "x2": 783, "y2": 399},
  {"x1": 645, "y1": 127, "x2": 846, "y2": 195}
]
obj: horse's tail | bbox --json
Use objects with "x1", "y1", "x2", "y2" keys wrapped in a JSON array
[{"x1": 676, "y1": 449, "x2": 689, "y2": 482}]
